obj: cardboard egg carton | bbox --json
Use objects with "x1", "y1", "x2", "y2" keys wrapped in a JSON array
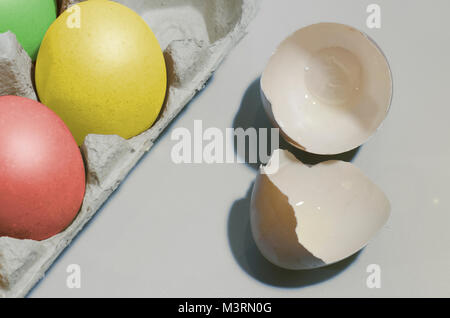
[{"x1": 0, "y1": 0, "x2": 259, "y2": 297}]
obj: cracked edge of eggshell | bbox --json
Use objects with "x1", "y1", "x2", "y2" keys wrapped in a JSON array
[
  {"x1": 0, "y1": 0, "x2": 260, "y2": 298},
  {"x1": 252, "y1": 150, "x2": 326, "y2": 270},
  {"x1": 259, "y1": 86, "x2": 307, "y2": 152},
  {"x1": 253, "y1": 149, "x2": 390, "y2": 269}
]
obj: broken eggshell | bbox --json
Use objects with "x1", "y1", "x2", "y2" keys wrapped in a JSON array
[
  {"x1": 250, "y1": 149, "x2": 390, "y2": 270},
  {"x1": 261, "y1": 23, "x2": 393, "y2": 155}
]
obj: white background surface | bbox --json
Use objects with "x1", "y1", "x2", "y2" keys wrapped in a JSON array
[{"x1": 30, "y1": 0, "x2": 450, "y2": 297}]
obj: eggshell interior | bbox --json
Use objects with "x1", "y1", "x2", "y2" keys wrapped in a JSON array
[
  {"x1": 261, "y1": 23, "x2": 392, "y2": 155},
  {"x1": 251, "y1": 149, "x2": 390, "y2": 269}
]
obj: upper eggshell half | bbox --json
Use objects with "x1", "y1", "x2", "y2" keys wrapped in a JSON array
[
  {"x1": 250, "y1": 149, "x2": 390, "y2": 269},
  {"x1": 261, "y1": 23, "x2": 392, "y2": 155}
]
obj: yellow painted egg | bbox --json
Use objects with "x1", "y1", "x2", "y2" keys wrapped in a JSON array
[{"x1": 35, "y1": 0, "x2": 167, "y2": 145}]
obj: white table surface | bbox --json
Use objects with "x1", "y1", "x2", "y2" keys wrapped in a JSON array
[{"x1": 30, "y1": 0, "x2": 450, "y2": 297}]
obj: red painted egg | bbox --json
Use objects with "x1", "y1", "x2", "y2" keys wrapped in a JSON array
[{"x1": 0, "y1": 96, "x2": 85, "y2": 241}]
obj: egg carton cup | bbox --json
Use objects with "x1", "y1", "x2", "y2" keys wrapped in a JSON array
[{"x1": 0, "y1": 0, "x2": 259, "y2": 298}]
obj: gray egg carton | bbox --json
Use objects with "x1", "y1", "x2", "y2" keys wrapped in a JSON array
[{"x1": 0, "y1": 0, "x2": 259, "y2": 298}]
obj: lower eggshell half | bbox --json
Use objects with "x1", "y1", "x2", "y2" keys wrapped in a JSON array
[{"x1": 250, "y1": 149, "x2": 390, "y2": 270}]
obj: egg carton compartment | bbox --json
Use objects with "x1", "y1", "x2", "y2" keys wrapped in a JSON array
[{"x1": 0, "y1": 0, "x2": 259, "y2": 298}]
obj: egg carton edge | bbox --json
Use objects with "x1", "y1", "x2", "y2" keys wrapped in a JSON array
[{"x1": 0, "y1": 0, "x2": 260, "y2": 298}]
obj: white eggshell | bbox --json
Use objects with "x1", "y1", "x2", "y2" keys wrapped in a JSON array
[
  {"x1": 250, "y1": 149, "x2": 390, "y2": 270},
  {"x1": 261, "y1": 23, "x2": 392, "y2": 155}
]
